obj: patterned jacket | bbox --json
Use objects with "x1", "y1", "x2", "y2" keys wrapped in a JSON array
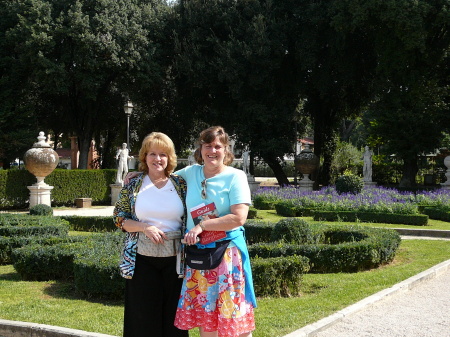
[{"x1": 113, "y1": 173, "x2": 188, "y2": 279}]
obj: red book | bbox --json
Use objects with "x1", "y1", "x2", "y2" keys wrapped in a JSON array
[{"x1": 190, "y1": 202, "x2": 226, "y2": 244}]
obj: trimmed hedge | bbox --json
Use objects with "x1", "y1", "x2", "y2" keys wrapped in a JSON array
[
  {"x1": 0, "y1": 169, "x2": 117, "y2": 209},
  {"x1": 0, "y1": 214, "x2": 70, "y2": 237},
  {"x1": 313, "y1": 210, "x2": 429, "y2": 226},
  {"x1": 60, "y1": 216, "x2": 116, "y2": 232},
  {"x1": 249, "y1": 225, "x2": 401, "y2": 273},
  {"x1": 422, "y1": 207, "x2": 450, "y2": 222},
  {"x1": 270, "y1": 218, "x2": 316, "y2": 244},
  {"x1": 0, "y1": 235, "x2": 83, "y2": 264},
  {"x1": 252, "y1": 255, "x2": 310, "y2": 297},
  {"x1": 252, "y1": 195, "x2": 277, "y2": 210},
  {"x1": 12, "y1": 241, "x2": 85, "y2": 280},
  {"x1": 0, "y1": 214, "x2": 70, "y2": 264},
  {"x1": 275, "y1": 201, "x2": 314, "y2": 217},
  {"x1": 244, "y1": 220, "x2": 275, "y2": 244}
]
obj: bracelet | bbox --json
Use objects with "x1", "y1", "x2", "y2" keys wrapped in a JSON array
[
  {"x1": 119, "y1": 218, "x2": 128, "y2": 230},
  {"x1": 198, "y1": 221, "x2": 206, "y2": 232}
]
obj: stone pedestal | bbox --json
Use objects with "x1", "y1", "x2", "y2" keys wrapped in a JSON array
[
  {"x1": 110, "y1": 183, "x2": 123, "y2": 206},
  {"x1": 247, "y1": 175, "x2": 260, "y2": 193},
  {"x1": 28, "y1": 182, "x2": 54, "y2": 207},
  {"x1": 298, "y1": 174, "x2": 314, "y2": 192},
  {"x1": 364, "y1": 181, "x2": 377, "y2": 187}
]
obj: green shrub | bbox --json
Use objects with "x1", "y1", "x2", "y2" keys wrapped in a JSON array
[
  {"x1": 247, "y1": 207, "x2": 258, "y2": 219},
  {"x1": 270, "y1": 218, "x2": 316, "y2": 244},
  {"x1": 244, "y1": 220, "x2": 275, "y2": 244},
  {"x1": 252, "y1": 194, "x2": 278, "y2": 210},
  {"x1": 0, "y1": 235, "x2": 84, "y2": 264},
  {"x1": 274, "y1": 200, "x2": 297, "y2": 217},
  {"x1": 313, "y1": 210, "x2": 429, "y2": 226},
  {"x1": 29, "y1": 204, "x2": 53, "y2": 216},
  {"x1": 0, "y1": 169, "x2": 117, "y2": 209},
  {"x1": 422, "y1": 207, "x2": 450, "y2": 222},
  {"x1": 249, "y1": 225, "x2": 401, "y2": 273},
  {"x1": 252, "y1": 255, "x2": 310, "y2": 297},
  {"x1": 60, "y1": 216, "x2": 116, "y2": 232},
  {"x1": 12, "y1": 242, "x2": 84, "y2": 280},
  {"x1": 335, "y1": 174, "x2": 364, "y2": 195},
  {"x1": 73, "y1": 232, "x2": 124, "y2": 298}
]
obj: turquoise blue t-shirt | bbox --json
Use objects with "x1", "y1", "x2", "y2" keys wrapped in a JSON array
[{"x1": 175, "y1": 164, "x2": 251, "y2": 230}]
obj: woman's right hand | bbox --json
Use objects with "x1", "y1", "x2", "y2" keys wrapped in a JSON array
[
  {"x1": 143, "y1": 225, "x2": 168, "y2": 244},
  {"x1": 123, "y1": 171, "x2": 140, "y2": 184}
]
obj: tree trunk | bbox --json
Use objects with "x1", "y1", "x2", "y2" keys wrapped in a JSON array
[
  {"x1": 263, "y1": 156, "x2": 289, "y2": 186},
  {"x1": 399, "y1": 157, "x2": 419, "y2": 187},
  {"x1": 78, "y1": 135, "x2": 92, "y2": 169}
]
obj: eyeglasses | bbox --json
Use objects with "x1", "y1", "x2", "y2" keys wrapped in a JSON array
[{"x1": 201, "y1": 179, "x2": 207, "y2": 199}]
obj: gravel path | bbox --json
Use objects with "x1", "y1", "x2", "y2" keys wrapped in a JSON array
[{"x1": 314, "y1": 266, "x2": 450, "y2": 337}]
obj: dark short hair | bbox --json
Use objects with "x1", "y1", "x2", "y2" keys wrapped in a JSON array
[{"x1": 193, "y1": 126, "x2": 234, "y2": 165}]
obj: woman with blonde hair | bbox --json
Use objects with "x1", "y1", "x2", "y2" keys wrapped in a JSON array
[{"x1": 114, "y1": 132, "x2": 188, "y2": 337}]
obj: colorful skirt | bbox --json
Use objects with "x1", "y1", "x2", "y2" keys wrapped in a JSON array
[{"x1": 174, "y1": 246, "x2": 255, "y2": 337}]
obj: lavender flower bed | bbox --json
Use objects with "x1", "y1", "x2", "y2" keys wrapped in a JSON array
[{"x1": 253, "y1": 186, "x2": 450, "y2": 215}]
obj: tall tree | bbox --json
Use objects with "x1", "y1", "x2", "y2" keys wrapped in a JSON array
[
  {"x1": 171, "y1": 0, "x2": 304, "y2": 185},
  {"x1": 0, "y1": 0, "x2": 40, "y2": 168},
  {"x1": 3, "y1": 0, "x2": 166, "y2": 168},
  {"x1": 351, "y1": 0, "x2": 450, "y2": 186}
]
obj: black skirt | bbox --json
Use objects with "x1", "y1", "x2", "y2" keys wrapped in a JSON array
[{"x1": 123, "y1": 254, "x2": 188, "y2": 337}]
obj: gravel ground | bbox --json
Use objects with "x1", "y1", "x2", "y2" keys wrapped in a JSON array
[{"x1": 314, "y1": 267, "x2": 450, "y2": 337}]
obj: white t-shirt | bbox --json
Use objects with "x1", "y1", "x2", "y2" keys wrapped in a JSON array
[{"x1": 135, "y1": 175, "x2": 184, "y2": 232}]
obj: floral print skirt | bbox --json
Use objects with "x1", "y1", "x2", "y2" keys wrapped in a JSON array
[{"x1": 174, "y1": 246, "x2": 255, "y2": 337}]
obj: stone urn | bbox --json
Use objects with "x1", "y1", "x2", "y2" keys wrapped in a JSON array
[
  {"x1": 24, "y1": 132, "x2": 59, "y2": 185},
  {"x1": 24, "y1": 132, "x2": 59, "y2": 207},
  {"x1": 294, "y1": 144, "x2": 320, "y2": 177}
]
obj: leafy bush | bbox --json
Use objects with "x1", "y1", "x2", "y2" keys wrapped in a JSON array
[
  {"x1": 0, "y1": 235, "x2": 84, "y2": 264},
  {"x1": 29, "y1": 204, "x2": 53, "y2": 216},
  {"x1": 0, "y1": 169, "x2": 117, "y2": 209},
  {"x1": 252, "y1": 194, "x2": 278, "y2": 210},
  {"x1": 313, "y1": 210, "x2": 429, "y2": 226},
  {"x1": 0, "y1": 214, "x2": 70, "y2": 237},
  {"x1": 249, "y1": 224, "x2": 401, "y2": 273},
  {"x1": 252, "y1": 255, "x2": 310, "y2": 297},
  {"x1": 59, "y1": 216, "x2": 116, "y2": 232},
  {"x1": 421, "y1": 206, "x2": 450, "y2": 222},
  {"x1": 247, "y1": 207, "x2": 258, "y2": 219},
  {"x1": 12, "y1": 242, "x2": 85, "y2": 280},
  {"x1": 270, "y1": 218, "x2": 317, "y2": 244},
  {"x1": 335, "y1": 174, "x2": 364, "y2": 195},
  {"x1": 244, "y1": 220, "x2": 275, "y2": 244}
]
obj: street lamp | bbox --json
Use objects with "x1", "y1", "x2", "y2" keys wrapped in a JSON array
[{"x1": 124, "y1": 101, "x2": 133, "y2": 149}]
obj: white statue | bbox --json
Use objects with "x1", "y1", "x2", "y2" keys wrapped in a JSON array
[
  {"x1": 242, "y1": 147, "x2": 251, "y2": 175},
  {"x1": 115, "y1": 143, "x2": 132, "y2": 184},
  {"x1": 363, "y1": 146, "x2": 373, "y2": 182},
  {"x1": 188, "y1": 151, "x2": 196, "y2": 166}
]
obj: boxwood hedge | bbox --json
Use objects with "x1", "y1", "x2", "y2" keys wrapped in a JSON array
[
  {"x1": 248, "y1": 224, "x2": 401, "y2": 273},
  {"x1": 312, "y1": 210, "x2": 429, "y2": 226}
]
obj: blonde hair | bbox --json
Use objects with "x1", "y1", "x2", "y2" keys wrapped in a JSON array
[
  {"x1": 138, "y1": 132, "x2": 177, "y2": 176},
  {"x1": 193, "y1": 126, "x2": 234, "y2": 165}
]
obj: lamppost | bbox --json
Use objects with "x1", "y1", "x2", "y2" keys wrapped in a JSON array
[{"x1": 124, "y1": 101, "x2": 133, "y2": 149}]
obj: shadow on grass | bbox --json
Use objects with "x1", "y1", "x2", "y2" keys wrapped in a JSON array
[{"x1": 42, "y1": 281, "x2": 123, "y2": 307}]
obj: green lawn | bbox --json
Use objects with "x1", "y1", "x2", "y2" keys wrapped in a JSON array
[{"x1": 1, "y1": 209, "x2": 450, "y2": 336}]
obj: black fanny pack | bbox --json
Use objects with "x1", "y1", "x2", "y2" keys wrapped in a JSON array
[{"x1": 185, "y1": 240, "x2": 231, "y2": 270}]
